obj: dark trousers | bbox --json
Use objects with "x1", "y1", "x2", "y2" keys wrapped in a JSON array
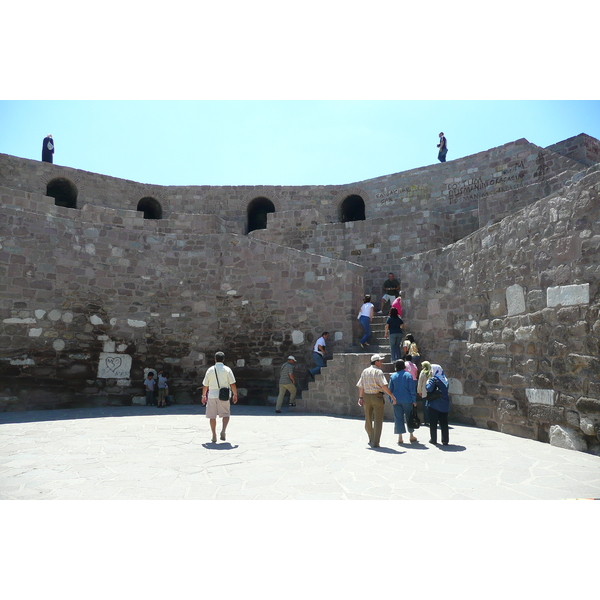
[{"x1": 429, "y1": 407, "x2": 449, "y2": 445}]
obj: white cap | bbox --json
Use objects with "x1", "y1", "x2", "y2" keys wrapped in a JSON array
[
  {"x1": 371, "y1": 354, "x2": 385, "y2": 362},
  {"x1": 287, "y1": 356, "x2": 296, "y2": 361}
]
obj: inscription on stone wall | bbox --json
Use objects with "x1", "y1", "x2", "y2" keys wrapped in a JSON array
[
  {"x1": 97, "y1": 353, "x2": 132, "y2": 379},
  {"x1": 447, "y1": 161, "x2": 529, "y2": 205},
  {"x1": 376, "y1": 185, "x2": 428, "y2": 205}
]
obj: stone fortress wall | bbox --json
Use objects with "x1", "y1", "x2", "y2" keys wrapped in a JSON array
[
  {"x1": 0, "y1": 184, "x2": 362, "y2": 408},
  {"x1": 1, "y1": 132, "x2": 599, "y2": 452}
]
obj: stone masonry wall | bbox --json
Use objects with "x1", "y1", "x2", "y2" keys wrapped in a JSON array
[
  {"x1": 546, "y1": 133, "x2": 600, "y2": 169},
  {"x1": 0, "y1": 137, "x2": 585, "y2": 234},
  {"x1": 250, "y1": 208, "x2": 454, "y2": 301},
  {"x1": 398, "y1": 164, "x2": 600, "y2": 453},
  {"x1": 0, "y1": 187, "x2": 364, "y2": 410}
]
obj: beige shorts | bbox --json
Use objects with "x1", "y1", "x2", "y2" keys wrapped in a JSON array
[{"x1": 205, "y1": 397, "x2": 231, "y2": 419}]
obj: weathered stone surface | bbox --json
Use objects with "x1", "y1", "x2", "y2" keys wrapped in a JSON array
[
  {"x1": 506, "y1": 284, "x2": 526, "y2": 316},
  {"x1": 547, "y1": 283, "x2": 590, "y2": 307},
  {"x1": 549, "y1": 425, "x2": 588, "y2": 452},
  {"x1": 1, "y1": 135, "x2": 600, "y2": 454},
  {"x1": 580, "y1": 417, "x2": 596, "y2": 436},
  {"x1": 575, "y1": 397, "x2": 600, "y2": 414},
  {"x1": 526, "y1": 388, "x2": 555, "y2": 405}
]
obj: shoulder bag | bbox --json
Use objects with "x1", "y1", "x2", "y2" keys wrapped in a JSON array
[{"x1": 214, "y1": 367, "x2": 231, "y2": 401}]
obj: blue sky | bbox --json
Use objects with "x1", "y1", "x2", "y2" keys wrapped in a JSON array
[
  {"x1": 2, "y1": 5, "x2": 598, "y2": 187},
  {"x1": 1, "y1": 100, "x2": 599, "y2": 186}
]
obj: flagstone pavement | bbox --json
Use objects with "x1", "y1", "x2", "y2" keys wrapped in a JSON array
[{"x1": 1, "y1": 404, "x2": 599, "y2": 500}]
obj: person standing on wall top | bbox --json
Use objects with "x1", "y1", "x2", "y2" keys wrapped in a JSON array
[
  {"x1": 201, "y1": 351, "x2": 238, "y2": 443},
  {"x1": 437, "y1": 132, "x2": 448, "y2": 163},
  {"x1": 308, "y1": 331, "x2": 329, "y2": 379},
  {"x1": 42, "y1": 134, "x2": 54, "y2": 163},
  {"x1": 276, "y1": 355, "x2": 297, "y2": 413}
]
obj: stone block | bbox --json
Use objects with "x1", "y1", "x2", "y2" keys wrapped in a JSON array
[
  {"x1": 448, "y1": 378, "x2": 463, "y2": 394},
  {"x1": 132, "y1": 395, "x2": 146, "y2": 405},
  {"x1": 526, "y1": 388, "x2": 555, "y2": 405},
  {"x1": 547, "y1": 283, "x2": 590, "y2": 307},
  {"x1": 501, "y1": 423, "x2": 537, "y2": 440},
  {"x1": 452, "y1": 394, "x2": 474, "y2": 406},
  {"x1": 575, "y1": 397, "x2": 600, "y2": 414},
  {"x1": 506, "y1": 284, "x2": 526, "y2": 316},
  {"x1": 549, "y1": 425, "x2": 588, "y2": 452},
  {"x1": 97, "y1": 353, "x2": 133, "y2": 379},
  {"x1": 580, "y1": 417, "x2": 596, "y2": 436}
]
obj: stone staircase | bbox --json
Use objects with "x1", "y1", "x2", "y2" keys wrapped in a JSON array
[{"x1": 295, "y1": 314, "x2": 398, "y2": 421}]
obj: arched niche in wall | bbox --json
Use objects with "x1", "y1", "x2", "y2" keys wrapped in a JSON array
[
  {"x1": 247, "y1": 197, "x2": 275, "y2": 233},
  {"x1": 339, "y1": 194, "x2": 366, "y2": 222},
  {"x1": 46, "y1": 177, "x2": 78, "y2": 209},
  {"x1": 137, "y1": 197, "x2": 163, "y2": 220}
]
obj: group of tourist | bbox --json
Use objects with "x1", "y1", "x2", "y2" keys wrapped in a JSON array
[
  {"x1": 142, "y1": 268, "x2": 451, "y2": 449},
  {"x1": 357, "y1": 353, "x2": 451, "y2": 449},
  {"x1": 354, "y1": 272, "x2": 451, "y2": 448}
]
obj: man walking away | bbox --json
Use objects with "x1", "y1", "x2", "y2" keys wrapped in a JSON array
[{"x1": 202, "y1": 352, "x2": 238, "y2": 443}]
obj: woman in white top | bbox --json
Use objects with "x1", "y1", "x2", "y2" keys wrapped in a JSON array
[{"x1": 357, "y1": 294, "x2": 374, "y2": 349}]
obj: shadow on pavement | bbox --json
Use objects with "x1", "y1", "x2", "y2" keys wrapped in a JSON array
[
  {"x1": 436, "y1": 444, "x2": 467, "y2": 452},
  {"x1": 201, "y1": 442, "x2": 240, "y2": 450},
  {"x1": 371, "y1": 446, "x2": 404, "y2": 454}
]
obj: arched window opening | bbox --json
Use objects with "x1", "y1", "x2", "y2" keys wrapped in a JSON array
[
  {"x1": 339, "y1": 194, "x2": 365, "y2": 223},
  {"x1": 137, "y1": 197, "x2": 163, "y2": 220},
  {"x1": 247, "y1": 197, "x2": 275, "y2": 233},
  {"x1": 46, "y1": 177, "x2": 78, "y2": 209}
]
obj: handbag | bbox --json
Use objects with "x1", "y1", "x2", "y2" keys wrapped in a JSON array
[
  {"x1": 214, "y1": 367, "x2": 230, "y2": 401},
  {"x1": 407, "y1": 406, "x2": 421, "y2": 430}
]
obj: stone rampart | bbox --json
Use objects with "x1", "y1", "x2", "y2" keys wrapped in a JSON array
[
  {"x1": 398, "y1": 164, "x2": 600, "y2": 452},
  {"x1": 0, "y1": 192, "x2": 364, "y2": 409},
  {"x1": 0, "y1": 136, "x2": 585, "y2": 232},
  {"x1": 1, "y1": 134, "x2": 599, "y2": 453},
  {"x1": 546, "y1": 133, "x2": 600, "y2": 168}
]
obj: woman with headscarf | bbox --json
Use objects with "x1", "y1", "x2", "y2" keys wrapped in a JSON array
[
  {"x1": 416, "y1": 360, "x2": 432, "y2": 425},
  {"x1": 42, "y1": 134, "x2": 54, "y2": 163},
  {"x1": 425, "y1": 363, "x2": 450, "y2": 445}
]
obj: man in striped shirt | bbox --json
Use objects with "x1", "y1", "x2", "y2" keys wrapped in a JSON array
[{"x1": 357, "y1": 354, "x2": 396, "y2": 448}]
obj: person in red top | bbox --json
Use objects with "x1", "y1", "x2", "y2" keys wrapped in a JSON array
[{"x1": 391, "y1": 294, "x2": 402, "y2": 317}]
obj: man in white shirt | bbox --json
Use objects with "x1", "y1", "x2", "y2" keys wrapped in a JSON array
[
  {"x1": 202, "y1": 351, "x2": 238, "y2": 443},
  {"x1": 308, "y1": 331, "x2": 329, "y2": 379}
]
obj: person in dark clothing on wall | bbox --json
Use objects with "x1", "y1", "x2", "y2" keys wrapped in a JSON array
[
  {"x1": 437, "y1": 132, "x2": 447, "y2": 163},
  {"x1": 42, "y1": 134, "x2": 54, "y2": 163}
]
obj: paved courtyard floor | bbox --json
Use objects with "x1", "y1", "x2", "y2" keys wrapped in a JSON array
[{"x1": 1, "y1": 404, "x2": 599, "y2": 500}]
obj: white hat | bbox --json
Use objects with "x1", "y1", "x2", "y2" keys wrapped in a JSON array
[
  {"x1": 287, "y1": 356, "x2": 296, "y2": 361},
  {"x1": 371, "y1": 354, "x2": 385, "y2": 362}
]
